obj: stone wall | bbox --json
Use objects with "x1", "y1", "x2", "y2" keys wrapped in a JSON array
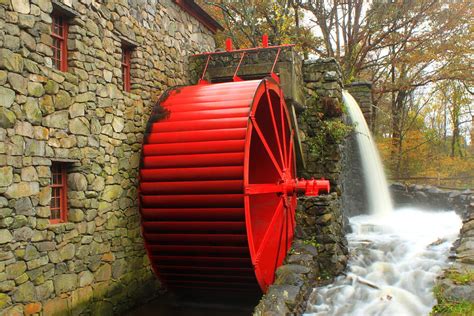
[
  {"x1": 345, "y1": 81, "x2": 373, "y2": 129},
  {"x1": 390, "y1": 183, "x2": 472, "y2": 218},
  {"x1": 299, "y1": 58, "x2": 344, "y2": 191},
  {"x1": 254, "y1": 194, "x2": 348, "y2": 315},
  {"x1": 0, "y1": 0, "x2": 214, "y2": 314}
]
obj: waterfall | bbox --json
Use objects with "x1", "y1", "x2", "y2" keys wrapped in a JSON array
[{"x1": 342, "y1": 91, "x2": 393, "y2": 215}]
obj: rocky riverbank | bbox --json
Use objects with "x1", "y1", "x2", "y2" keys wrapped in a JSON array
[
  {"x1": 390, "y1": 183, "x2": 474, "y2": 315},
  {"x1": 432, "y1": 199, "x2": 474, "y2": 315}
]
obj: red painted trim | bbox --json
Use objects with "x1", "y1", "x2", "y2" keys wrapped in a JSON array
[
  {"x1": 51, "y1": 14, "x2": 68, "y2": 72},
  {"x1": 173, "y1": 0, "x2": 223, "y2": 34},
  {"x1": 122, "y1": 48, "x2": 132, "y2": 92},
  {"x1": 50, "y1": 163, "x2": 68, "y2": 224}
]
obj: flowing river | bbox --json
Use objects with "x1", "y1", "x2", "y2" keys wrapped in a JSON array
[{"x1": 304, "y1": 207, "x2": 462, "y2": 316}]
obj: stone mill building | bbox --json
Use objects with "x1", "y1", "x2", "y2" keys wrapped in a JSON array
[{"x1": 0, "y1": 0, "x2": 220, "y2": 314}]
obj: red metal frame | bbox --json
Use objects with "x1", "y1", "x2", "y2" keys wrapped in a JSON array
[
  {"x1": 50, "y1": 162, "x2": 68, "y2": 224},
  {"x1": 51, "y1": 14, "x2": 68, "y2": 72},
  {"x1": 198, "y1": 36, "x2": 289, "y2": 85},
  {"x1": 122, "y1": 47, "x2": 132, "y2": 92}
]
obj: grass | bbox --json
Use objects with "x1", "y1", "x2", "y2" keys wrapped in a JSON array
[
  {"x1": 431, "y1": 283, "x2": 474, "y2": 316},
  {"x1": 444, "y1": 270, "x2": 474, "y2": 285},
  {"x1": 302, "y1": 236, "x2": 321, "y2": 249}
]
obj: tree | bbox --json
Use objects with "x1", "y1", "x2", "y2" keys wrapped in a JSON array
[{"x1": 197, "y1": 0, "x2": 320, "y2": 57}]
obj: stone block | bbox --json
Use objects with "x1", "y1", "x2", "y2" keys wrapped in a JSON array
[
  {"x1": 94, "y1": 263, "x2": 111, "y2": 282},
  {"x1": 70, "y1": 286, "x2": 93, "y2": 315},
  {"x1": 53, "y1": 273, "x2": 78, "y2": 295},
  {"x1": 68, "y1": 173, "x2": 87, "y2": 191},
  {"x1": 59, "y1": 243, "x2": 75, "y2": 261},
  {"x1": 6, "y1": 261, "x2": 27, "y2": 279},
  {"x1": 14, "y1": 197, "x2": 33, "y2": 215},
  {"x1": 0, "y1": 87, "x2": 15, "y2": 108},
  {"x1": 24, "y1": 98, "x2": 43, "y2": 124},
  {"x1": 101, "y1": 185, "x2": 123, "y2": 202},
  {"x1": 78, "y1": 270, "x2": 94, "y2": 287},
  {"x1": 8, "y1": 72, "x2": 28, "y2": 94},
  {"x1": 43, "y1": 296, "x2": 69, "y2": 316},
  {"x1": 0, "y1": 166, "x2": 13, "y2": 187},
  {"x1": 5, "y1": 182, "x2": 39, "y2": 199},
  {"x1": 24, "y1": 302, "x2": 42, "y2": 315},
  {"x1": 0, "y1": 107, "x2": 16, "y2": 128},
  {"x1": 42, "y1": 110, "x2": 68, "y2": 129},
  {"x1": 0, "y1": 49, "x2": 24, "y2": 73},
  {"x1": 54, "y1": 90, "x2": 73, "y2": 110},
  {"x1": 12, "y1": 281, "x2": 36, "y2": 302},
  {"x1": 27, "y1": 82, "x2": 45, "y2": 97},
  {"x1": 69, "y1": 117, "x2": 90, "y2": 135},
  {"x1": 0, "y1": 229, "x2": 13, "y2": 244}
]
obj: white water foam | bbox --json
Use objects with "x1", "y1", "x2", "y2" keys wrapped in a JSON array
[
  {"x1": 342, "y1": 91, "x2": 394, "y2": 215},
  {"x1": 304, "y1": 208, "x2": 462, "y2": 316}
]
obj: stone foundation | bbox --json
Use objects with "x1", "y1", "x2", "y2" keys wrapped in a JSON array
[
  {"x1": 253, "y1": 194, "x2": 348, "y2": 315},
  {"x1": 0, "y1": 0, "x2": 215, "y2": 314}
]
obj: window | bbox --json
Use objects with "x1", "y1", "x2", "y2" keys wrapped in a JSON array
[
  {"x1": 122, "y1": 47, "x2": 132, "y2": 92},
  {"x1": 50, "y1": 162, "x2": 68, "y2": 223},
  {"x1": 51, "y1": 13, "x2": 68, "y2": 71}
]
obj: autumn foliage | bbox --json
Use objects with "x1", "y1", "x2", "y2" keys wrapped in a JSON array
[{"x1": 199, "y1": 0, "x2": 473, "y2": 189}]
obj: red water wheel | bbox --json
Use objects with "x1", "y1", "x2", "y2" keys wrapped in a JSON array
[{"x1": 139, "y1": 78, "x2": 329, "y2": 293}]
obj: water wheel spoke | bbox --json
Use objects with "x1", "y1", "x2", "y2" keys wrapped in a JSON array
[
  {"x1": 251, "y1": 118, "x2": 283, "y2": 175},
  {"x1": 245, "y1": 183, "x2": 283, "y2": 195},
  {"x1": 280, "y1": 89, "x2": 288, "y2": 167},
  {"x1": 265, "y1": 86, "x2": 286, "y2": 169},
  {"x1": 255, "y1": 199, "x2": 284, "y2": 261},
  {"x1": 272, "y1": 206, "x2": 287, "y2": 274}
]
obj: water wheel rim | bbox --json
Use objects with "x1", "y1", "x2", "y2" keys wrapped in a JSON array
[{"x1": 244, "y1": 78, "x2": 296, "y2": 291}]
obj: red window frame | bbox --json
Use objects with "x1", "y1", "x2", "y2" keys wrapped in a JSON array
[
  {"x1": 50, "y1": 162, "x2": 68, "y2": 224},
  {"x1": 122, "y1": 47, "x2": 132, "y2": 92},
  {"x1": 51, "y1": 14, "x2": 68, "y2": 72}
]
